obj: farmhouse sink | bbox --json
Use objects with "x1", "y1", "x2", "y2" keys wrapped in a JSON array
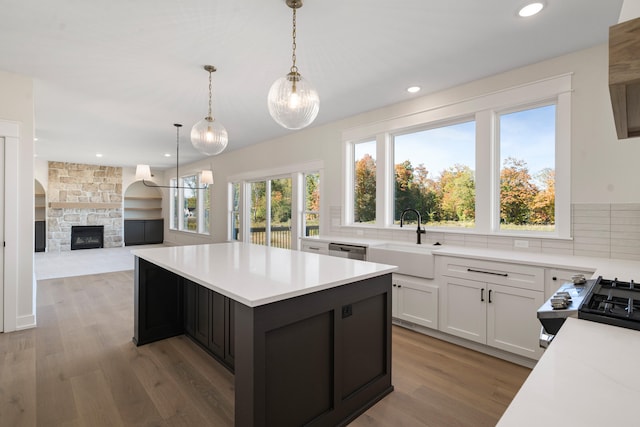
[{"x1": 367, "y1": 242, "x2": 438, "y2": 279}]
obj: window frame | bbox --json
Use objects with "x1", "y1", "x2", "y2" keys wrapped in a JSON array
[
  {"x1": 342, "y1": 74, "x2": 572, "y2": 239},
  {"x1": 228, "y1": 161, "x2": 323, "y2": 250},
  {"x1": 169, "y1": 173, "x2": 212, "y2": 235}
]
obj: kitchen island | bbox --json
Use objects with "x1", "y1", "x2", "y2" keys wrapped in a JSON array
[
  {"x1": 132, "y1": 242, "x2": 396, "y2": 427},
  {"x1": 497, "y1": 316, "x2": 640, "y2": 426}
]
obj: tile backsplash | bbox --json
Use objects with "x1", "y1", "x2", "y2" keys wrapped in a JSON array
[{"x1": 328, "y1": 204, "x2": 640, "y2": 261}]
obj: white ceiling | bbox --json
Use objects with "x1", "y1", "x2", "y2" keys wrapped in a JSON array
[{"x1": 0, "y1": 0, "x2": 624, "y2": 169}]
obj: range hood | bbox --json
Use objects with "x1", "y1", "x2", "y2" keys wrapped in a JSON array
[{"x1": 609, "y1": 17, "x2": 640, "y2": 139}]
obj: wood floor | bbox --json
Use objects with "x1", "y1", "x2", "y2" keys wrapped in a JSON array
[{"x1": 0, "y1": 271, "x2": 531, "y2": 426}]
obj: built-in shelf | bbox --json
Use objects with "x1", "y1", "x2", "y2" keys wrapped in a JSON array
[{"x1": 124, "y1": 181, "x2": 163, "y2": 221}]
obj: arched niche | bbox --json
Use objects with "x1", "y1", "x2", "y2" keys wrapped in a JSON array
[{"x1": 123, "y1": 181, "x2": 164, "y2": 246}]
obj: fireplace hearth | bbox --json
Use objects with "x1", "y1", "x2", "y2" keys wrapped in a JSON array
[{"x1": 71, "y1": 225, "x2": 104, "y2": 250}]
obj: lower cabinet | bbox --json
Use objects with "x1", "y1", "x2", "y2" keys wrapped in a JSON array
[
  {"x1": 35, "y1": 220, "x2": 46, "y2": 252},
  {"x1": 124, "y1": 219, "x2": 164, "y2": 246},
  {"x1": 392, "y1": 274, "x2": 438, "y2": 330},
  {"x1": 438, "y1": 256, "x2": 545, "y2": 360},
  {"x1": 184, "y1": 280, "x2": 235, "y2": 370}
]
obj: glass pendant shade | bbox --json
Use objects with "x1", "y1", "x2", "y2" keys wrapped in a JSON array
[
  {"x1": 190, "y1": 117, "x2": 228, "y2": 156},
  {"x1": 267, "y1": 72, "x2": 320, "y2": 130}
]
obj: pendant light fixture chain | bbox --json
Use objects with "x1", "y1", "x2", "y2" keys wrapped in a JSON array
[
  {"x1": 291, "y1": 6, "x2": 297, "y2": 74},
  {"x1": 204, "y1": 65, "x2": 216, "y2": 121}
]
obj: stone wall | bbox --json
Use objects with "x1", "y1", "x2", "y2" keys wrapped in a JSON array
[{"x1": 47, "y1": 162, "x2": 123, "y2": 251}]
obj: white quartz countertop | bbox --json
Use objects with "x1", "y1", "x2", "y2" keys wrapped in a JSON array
[
  {"x1": 497, "y1": 317, "x2": 640, "y2": 426},
  {"x1": 303, "y1": 235, "x2": 640, "y2": 279},
  {"x1": 132, "y1": 242, "x2": 396, "y2": 307}
]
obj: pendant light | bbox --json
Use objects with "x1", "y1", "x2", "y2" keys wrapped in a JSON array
[
  {"x1": 191, "y1": 65, "x2": 228, "y2": 156},
  {"x1": 267, "y1": 0, "x2": 319, "y2": 130},
  {"x1": 136, "y1": 124, "x2": 213, "y2": 190}
]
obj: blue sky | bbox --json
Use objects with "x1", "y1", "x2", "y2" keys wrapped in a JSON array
[{"x1": 357, "y1": 105, "x2": 556, "y2": 182}]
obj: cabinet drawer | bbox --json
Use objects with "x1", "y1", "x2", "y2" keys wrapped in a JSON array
[
  {"x1": 301, "y1": 241, "x2": 329, "y2": 255},
  {"x1": 437, "y1": 256, "x2": 544, "y2": 292}
]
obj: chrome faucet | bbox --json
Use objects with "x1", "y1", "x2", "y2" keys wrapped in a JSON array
[{"x1": 400, "y1": 208, "x2": 426, "y2": 244}]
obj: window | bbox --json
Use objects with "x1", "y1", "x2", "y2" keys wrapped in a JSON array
[
  {"x1": 182, "y1": 175, "x2": 198, "y2": 231},
  {"x1": 304, "y1": 172, "x2": 320, "y2": 236},
  {"x1": 498, "y1": 104, "x2": 556, "y2": 232},
  {"x1": 270, "y1": 178, "x2": 292, "y2": 249},
  {"x1": 343, "y1": 74, "x2": 571, "y2": 238},
  {"x1": 393, "y1": 120, "x2": 476, "y2": 228},
  {"x1": 169, "y1": 174, "x2": 211, "y2": 234},
  {"x1": 228, "y1": 162, "x2": 323, "y2": 250},
  {"x1": 353, "y1": 140, "x2": 376, "y2": 224},
  {"x1": 230, "y1": 182, "x2": 240, "y2": 241}
]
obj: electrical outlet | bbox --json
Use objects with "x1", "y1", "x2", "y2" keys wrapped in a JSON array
[{"x1": 514, "y1": 239, "x2": 529, "y2": 248}]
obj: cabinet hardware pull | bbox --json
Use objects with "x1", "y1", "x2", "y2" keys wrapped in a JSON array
[
  {"x1": 488, "y1": 289, "x2": 493, "y2": 303},
  {"x1": 308, "y1": 246, "x2": 320, "y2": 250},
  {"x1": 467, "y1": 268, "x2": 508, "y2": 277},
  {"x1": 481, "y1": 288, "x2": 485, "y2": 302}
]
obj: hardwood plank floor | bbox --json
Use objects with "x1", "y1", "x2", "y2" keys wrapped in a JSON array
[{"x1": 0, "y1": 271, "x2": 531, "y2": 426}]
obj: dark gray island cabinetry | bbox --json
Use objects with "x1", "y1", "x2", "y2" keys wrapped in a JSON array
[{"x1": 132, "y1": 242, "x2": 396, "y2": 427}]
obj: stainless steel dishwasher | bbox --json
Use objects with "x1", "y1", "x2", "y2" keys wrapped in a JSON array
[{"x1": 327, "y1": 243, "x2": 367, "y2": 260}]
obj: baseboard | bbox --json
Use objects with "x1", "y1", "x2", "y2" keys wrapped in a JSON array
[{"x1": 15, "y1": 314, "x2": 36, "y2": 330}]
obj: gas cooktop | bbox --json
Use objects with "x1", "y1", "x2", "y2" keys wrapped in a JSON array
[{"x1": 578, "y1": 277, "x2": 640, "y2": 331}]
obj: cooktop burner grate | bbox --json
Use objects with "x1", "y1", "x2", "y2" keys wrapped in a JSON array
[{"x1": 578, "y1": 277, "x2": 640, "y2": 330}]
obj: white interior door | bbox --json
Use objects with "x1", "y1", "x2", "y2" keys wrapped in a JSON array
[{"x1": 0, "y1": 137, "x2": 5, "y2": 332}]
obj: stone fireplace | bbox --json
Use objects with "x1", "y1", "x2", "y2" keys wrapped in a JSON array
[{"x1": 47, "y1": 162, "x2": 123, "y2": 251}]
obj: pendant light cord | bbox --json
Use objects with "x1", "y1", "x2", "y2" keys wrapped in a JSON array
[{"x1": 175, "y1": 124, "x2": 181, "y2": 189}]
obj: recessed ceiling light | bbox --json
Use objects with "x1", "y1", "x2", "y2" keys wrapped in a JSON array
[
  {"x1": 96, "y1": 153, "x2": 103, "y2": 158},
  {"x1": 407, "y1": 86, "x2": 421, "y2": 94},
  {"x1": 34, "y1": 137, "x2": 39, "y2": 141},
  {"x1": 518, "y1": 2, "x2": 544, "y2": 17},
  {"x1": 164, "y1": 153, "x2": 171, "y2": 157}
]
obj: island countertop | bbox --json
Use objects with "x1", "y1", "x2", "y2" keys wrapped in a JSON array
[{"x1": 132, "y1": 242, "x2": 397, "y2": 307}]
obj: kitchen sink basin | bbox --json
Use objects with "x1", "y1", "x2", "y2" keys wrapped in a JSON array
[{"x1": 367, "y1": 242, "x2": 438, "y2": 279}]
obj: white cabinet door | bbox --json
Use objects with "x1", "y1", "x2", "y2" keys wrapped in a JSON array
[
  {"x1": 440, "y1": 276, "x2": 486, "y2": 344},
  {"x1": 395, "y1": 277, "x2": 439, "y2": 330},
  {"x1": 486, "y1": 283, "x2": 545, "y2": 359}
]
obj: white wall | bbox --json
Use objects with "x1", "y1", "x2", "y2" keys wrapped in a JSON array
[{"x1": 0, "y1": 69, "x2": 35, "y2": 331}]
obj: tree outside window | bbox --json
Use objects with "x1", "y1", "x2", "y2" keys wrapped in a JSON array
[
  {"x1": 354, "y1": 140, "x2": 376, "y2": 223},
  {"x1": 499, "y1": 105, "x2": 556, "y2": 232}
]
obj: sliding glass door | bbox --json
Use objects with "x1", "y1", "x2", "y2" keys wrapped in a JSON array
[{"x1": 249, "y1": 178, "x2": 292, "y2": 248}]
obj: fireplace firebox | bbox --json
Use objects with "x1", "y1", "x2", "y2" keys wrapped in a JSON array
[{"x1": 71, "y1": 225, "x2": 104, "y2": 250}]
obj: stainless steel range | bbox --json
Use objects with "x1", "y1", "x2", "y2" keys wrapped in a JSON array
[
  {"x1": 538, "y1": 275, "x2": 640, "y2": 347},
  {"x1": 537, "y1": 276, "x2": 593, "y2": 348},
  {"x1": 577, "y1": 276, "x2": 640, "y2": 330}
]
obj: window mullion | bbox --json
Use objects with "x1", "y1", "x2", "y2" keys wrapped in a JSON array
[{"x1": 475, "y1": 110, "x2": 494, "y2": 234}]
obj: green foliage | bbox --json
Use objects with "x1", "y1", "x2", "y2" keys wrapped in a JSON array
[
  {"x1": 354, "y1": 154, "x2": 377, "y2": 222},
  {"x1": 355, "y1": 155, "x2": 554, "y2": 229}
]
